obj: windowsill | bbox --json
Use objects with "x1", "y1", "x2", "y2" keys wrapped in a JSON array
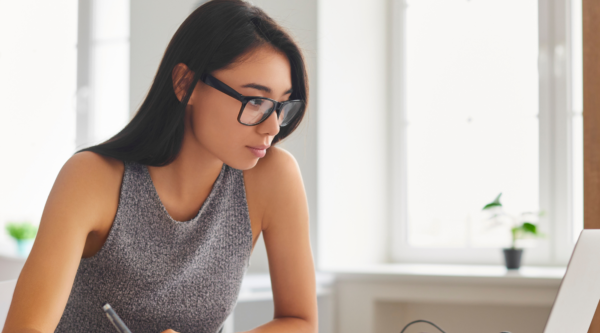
[{"x1": 320, "y1": 263, "x2": 565, "y2": 287}]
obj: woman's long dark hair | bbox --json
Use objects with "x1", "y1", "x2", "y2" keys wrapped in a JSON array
[{"x1": 76, "y1": 0, "x2": 308, "y2": 166}]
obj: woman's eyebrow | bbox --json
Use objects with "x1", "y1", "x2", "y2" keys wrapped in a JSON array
[{"x1": 241, "y1": 83, "x2": 293, "y2": 95}]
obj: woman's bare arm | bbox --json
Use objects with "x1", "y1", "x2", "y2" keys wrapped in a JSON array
[
  {"x1": 245, "y1": 147, "x2": 318, "y2": 333},
  {"x1": 2, "y1": 152, "x2": 122, "y2": 333}
]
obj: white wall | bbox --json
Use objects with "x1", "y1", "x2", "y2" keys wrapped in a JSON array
[
  {"x1": 317, "y1": 0, "x2": 391, "y2": 268},
  {"x1": 130, "y1": 0, "x2": 199, "y2": 115}
]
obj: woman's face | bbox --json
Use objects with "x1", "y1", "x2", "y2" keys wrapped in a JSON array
[{"x1": 177, "y1": 45, "x2": 293, "y2": 170}]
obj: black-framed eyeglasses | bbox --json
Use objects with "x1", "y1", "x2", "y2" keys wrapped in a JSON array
[{"x1": 200, "y1": 73, "x2": 304, "y2": 126}]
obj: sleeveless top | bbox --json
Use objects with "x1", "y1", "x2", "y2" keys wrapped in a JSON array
[{"x1": 55, "y1": 160, "x2": 253, "y2": 333}]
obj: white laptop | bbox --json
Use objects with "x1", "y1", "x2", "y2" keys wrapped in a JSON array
[{"x1": 543, "y1": 229, "x2": 600, "y2": 333}]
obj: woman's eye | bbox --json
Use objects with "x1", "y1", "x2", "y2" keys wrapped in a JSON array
[{"x1": 249, "y1": 99, "x2": 263, "y2": 106}]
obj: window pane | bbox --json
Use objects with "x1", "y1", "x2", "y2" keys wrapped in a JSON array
[
  {"x1": 0, "y1": 2, "x2": 77, "y2": 253},
  {"x1": 404, "y1": 0, "x2": 539, "y2": 248},
  {"x1": 87, "y1": 0, "x2": 130, "y2": 147}
]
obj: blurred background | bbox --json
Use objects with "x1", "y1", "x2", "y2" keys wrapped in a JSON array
[{"x1": 0, "y1": 0, "x2": 584, "y2": 332}]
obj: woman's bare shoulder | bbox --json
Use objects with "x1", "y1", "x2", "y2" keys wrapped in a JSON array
[
  {"x1": 243, "y1": 146, "x2": 304, "y2": 228},
  {"x1": 243, "y1": 146, "x2": 301, "y2": 191},
  {"x1": 57, "y1": 151, "x2": 124, "y2": 230},
  {"x1": 68, "y1": 151, "x2": 124, "y2": 175},
  {"x1": 65, "y1": 151, "x2": 124, "y2": 186}
]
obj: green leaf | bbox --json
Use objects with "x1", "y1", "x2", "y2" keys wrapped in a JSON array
[
  {"x1": 5, "y1": 221, "x2": 38, "y2": 240},
  {"x1": 521, "y1": 222, "x2": 537, "y2": 234},
  {"x1": 482, "y1": 193, "x2": 503, "y2": 210}
]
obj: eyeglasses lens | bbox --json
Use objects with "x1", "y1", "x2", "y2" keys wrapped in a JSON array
[
  {"x1": 241, "y1": 99, "x2": 303, "y2": 126},
  {"x1": 279, "y1": 101, "x2": 302, "y2": 126},
  {"x1": 241, "y1": 99, "x2": 275, "y2": 125}
]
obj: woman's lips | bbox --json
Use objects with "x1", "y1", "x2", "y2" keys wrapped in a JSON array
[{"x1": 247, "y1": 146, "x2": 267, "y2": 158}]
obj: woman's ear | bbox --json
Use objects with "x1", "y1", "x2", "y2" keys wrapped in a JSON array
[{"x1": 172, "y1": 63, "x2": 195, "y2": 103}]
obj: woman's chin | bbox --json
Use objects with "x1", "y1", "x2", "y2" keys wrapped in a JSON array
[{"x1": 225, "y1": 156, "x2": 260, "y2": 171}]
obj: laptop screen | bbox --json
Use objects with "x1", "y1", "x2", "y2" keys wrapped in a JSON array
[{"x1": 543, "y1": 230, "x2": 600, "y2": 333}]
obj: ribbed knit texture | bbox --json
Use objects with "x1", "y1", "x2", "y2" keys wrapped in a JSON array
[{"x1": 55, "y1": 160, "x2": 253, "y2": 333}]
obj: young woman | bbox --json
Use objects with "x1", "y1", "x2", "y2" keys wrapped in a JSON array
[{"x1": 2, "y1": 1, "x2": 316, "y2": 332}]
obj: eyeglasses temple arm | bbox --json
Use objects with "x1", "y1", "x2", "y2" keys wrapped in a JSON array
[{"x1": 201, "y1": 74, "x2": 245, "y2": 102}]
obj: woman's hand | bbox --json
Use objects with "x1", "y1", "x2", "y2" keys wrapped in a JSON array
[{"x1": 160, "y1": 330, "x2": 179, "y2": 333}]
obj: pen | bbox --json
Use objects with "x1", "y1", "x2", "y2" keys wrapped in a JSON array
[{"x1": 102, "y1": 303, "x2": 133, "y2": 333}]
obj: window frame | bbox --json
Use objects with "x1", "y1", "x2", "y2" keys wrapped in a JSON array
[
  {"x1": 76, "y1": 0, "x2": 130, "y2": 151},
  {"x1": 390, "y1": 0, "x2": 576, "y2": 266}
]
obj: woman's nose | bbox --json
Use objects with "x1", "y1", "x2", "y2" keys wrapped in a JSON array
[{"x1": 258, "y1": 109, "x2": 281, "y2": 136}]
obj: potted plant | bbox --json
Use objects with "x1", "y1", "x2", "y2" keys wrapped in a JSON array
[
  {"x1": 482, "y1": 193, "x2": 544, "y2": 270},
  {"x1": 5, "y1": 221, "x2": 38, "y2": 257}
]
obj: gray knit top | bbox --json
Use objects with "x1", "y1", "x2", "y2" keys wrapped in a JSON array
[{"x1": 55, "y1": 160, "x2": 253, "y2": 333}]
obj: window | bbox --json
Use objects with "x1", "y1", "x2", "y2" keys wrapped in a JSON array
[
  {"x1": 391, "y1": 0, "x2": 580, "y2": 265},
  {"x1": 0, "y1": 1, "x2": 129, "y2": 256},
  {"x1": 0, "y1": 2, "x2": 77, "y2": 254}
]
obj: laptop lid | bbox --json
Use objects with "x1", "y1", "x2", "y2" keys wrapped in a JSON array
[{"x1": 543, "y1": 229, "x2": 600, "y2": 333}]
